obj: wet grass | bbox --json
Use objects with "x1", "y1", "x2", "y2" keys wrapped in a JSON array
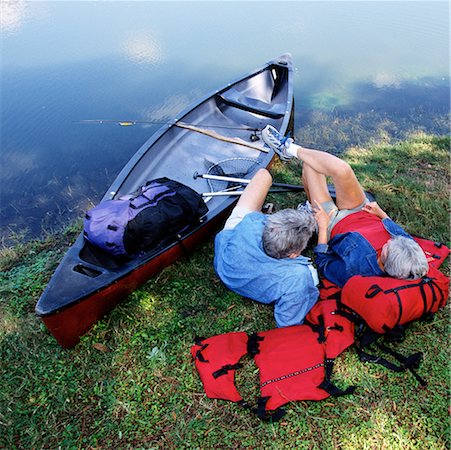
[{"x1": 0, "y1": 134, "x2": 449, "y2": 449}]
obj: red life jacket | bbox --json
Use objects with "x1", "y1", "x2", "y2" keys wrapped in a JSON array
[
  {"x1": 337, "y1": 237, "x2": 449, "y2": 386},
  {"x1": 339, "y1": 234, "x2": 450, "y2": 335},
  {"x1": 412, "y1": 235, "x2": 450, "y2": 269},
  {"x1": 190, "y1": 332, "x2": 248, "y2": 403},
  {"x1": 305, "y1": 298, "x2": 355, "y2": 359},
  {"x1": 191, "y1": 322, "x2": 355, "y2": 421},
  {"x1": 252, "y1": 324, "x2": 354, "y2": 417}
]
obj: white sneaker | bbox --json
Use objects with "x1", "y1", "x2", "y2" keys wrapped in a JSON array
[
  {"x1": 261, "y1": 125, "x2": 294, "y2": 161},
  {"x1": 297, "y1": 200, "x2": 314, "y2": 214},
  {"x1": 297, "y1": 201, "x2": 318, "y2": 232}
]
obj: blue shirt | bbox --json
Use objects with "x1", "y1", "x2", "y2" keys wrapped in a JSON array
[
  {"x1": 314, "y1": 217, "x2": 413, "y2": 288},
  {"x1": 214, "y1": 212, "x2": 319, "y2": 327}
]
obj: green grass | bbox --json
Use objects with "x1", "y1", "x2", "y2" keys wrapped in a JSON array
[{"x1": 0, "y1": 134, "x2": 449, "y2": 449}]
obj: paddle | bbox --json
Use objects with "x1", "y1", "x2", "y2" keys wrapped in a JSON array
[
  {"x1": 201, "y1": 188, "x2": 304, "y2": 198},
  {"x1": 194, "y1": 172, "x2": 305, "y2": 191},
  {"x1": 175, "y1": 123, "x2": 268, "y2": 153},
  {"x1": 195, "y1": 172, "x2": 375, "y2": 201}
]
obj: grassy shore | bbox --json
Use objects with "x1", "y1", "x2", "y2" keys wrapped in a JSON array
[{"x1": 0, "y1": 134, "x2": 449, "y2": 449}]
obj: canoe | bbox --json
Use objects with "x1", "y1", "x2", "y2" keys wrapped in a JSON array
[{"x1": 36, "y1": 54, "x2": 295, "y2": 348}]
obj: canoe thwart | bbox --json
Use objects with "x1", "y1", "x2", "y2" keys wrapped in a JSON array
[{"x1": 217, "y1": 89, "x2": 285, "y2": 119}]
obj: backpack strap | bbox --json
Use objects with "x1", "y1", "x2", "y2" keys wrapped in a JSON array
[
  {"x1": 335, "y1": 302, "x2": 365, "y2": 326},
  {"x1": 356, "y1": 329, "x2": 427, "y2": 386},
  {"x1": 247, "y1": 333, "x2": 264, "y2": 356},
  {"x1": 318, "y1": 358, "x2": 356, "y2": 397},
  {"x1": 174, "y1": 231, "x2": 190, "y2": 258},
  {"x1": 212, "y1": 363, "x2": 244, "y2": 378},
  {"x1": 304, "y1": 315, "x2": 326, "y2": 343},
  {"x1": 193, "y1": 337, "x2": 209, "y2": 363},
  {"x1": 255, "y1": 397, "x2": 286, "y2": 422},
  {"x1": 129, "y1": 184, "x2": 174, "y2": 210},
  {"x1": 383, "y1": 280, "x2": 428, "y2": 327},
  {"x1": 380, "y1": 277, "x2": 445, "y2": 327},
  {"x1": 375, "y1": 341, "x2": 427, "y2": 386},
  {"x1": 381, "y1": 325, "x2": 406, "y2": 342},
  {"x1": 430, "y1": 278, "x2": 446, "y2": 309}
]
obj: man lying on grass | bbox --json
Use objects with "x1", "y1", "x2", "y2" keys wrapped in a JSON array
[
  {"x1": 214, "y1": 126, "x2": 429, "y2": 328},
  {"x1": 261, "y1": 125, "x2": 428, "y2": 289},
  {"x1": 213, "y1": 166, "x2": 319, "y2": 328}
]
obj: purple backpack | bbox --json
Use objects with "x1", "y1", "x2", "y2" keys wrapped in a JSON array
[{"x1": 84, "y1": 178, "x2": 207, "y2": 257}]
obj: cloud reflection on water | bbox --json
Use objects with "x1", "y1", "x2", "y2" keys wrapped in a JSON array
[
  {"x1": 0, "y1": 0, "x2": 27, "y2": 34},
  {"x1": 121, "y1": 31, "x2": 163, "y2": 65},
  {"x1": 0, "y1": 0, "x2": 48, "y2": 35},
  {"x1": 143, "y1": 92, "x2": 202, "y2": 122},
  {"x1": 1, "y1": 1, "x2": 449, "y2": 244},
  {"x1": 373, "y1": 73, "x2": 402, "y2": 89}
]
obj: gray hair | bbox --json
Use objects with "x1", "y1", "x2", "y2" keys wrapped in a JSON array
[
  {"x1": 262, "y1": 209, "x2": 316, "y2": 259},
  {"x1": 384, "y1": 236, "x2": 428, "y2": 280}
]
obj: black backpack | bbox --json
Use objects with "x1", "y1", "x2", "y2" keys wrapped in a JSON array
[{"x1": 84, "y1": 177, "x2": 208, "y2": 257}]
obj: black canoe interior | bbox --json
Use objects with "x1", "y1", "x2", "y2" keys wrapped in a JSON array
[
  {"x1": 79, "y1": 232, "x2": 179, "y2": 271},
  {"x1": 77, "y1": 62, "x2": 291, "y2": 272}
]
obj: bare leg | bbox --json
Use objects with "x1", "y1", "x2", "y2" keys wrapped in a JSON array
[
  {"x1": 302, "y1": 163, "x2": 333, "y2": 205},
  {"x1": 294, "y1": 146, "x2": 365, "y2": 210},
  {"x1": 235, "y1": 168, "x2": 272, "y2": 212}
]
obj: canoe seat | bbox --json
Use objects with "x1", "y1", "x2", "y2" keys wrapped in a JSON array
[{"x1": 218, "y1": 89, "x2": 285, "y2": 119}]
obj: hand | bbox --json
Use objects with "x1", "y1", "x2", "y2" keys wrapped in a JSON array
[
  {"x1": 362, "y1": 201, "x2": 389, "y2": 219},
  {"x1": 313, "y1": 200, "x2": 335, "y2": 230}
]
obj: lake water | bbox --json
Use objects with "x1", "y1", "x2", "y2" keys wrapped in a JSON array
[{"x1": 1, "y1": 1, "x2": 449, "y2": 244}]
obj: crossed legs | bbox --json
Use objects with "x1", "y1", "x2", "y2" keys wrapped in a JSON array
[
  {"x1": 295, "y1": 146, "x2": 366, "y2": 210},
  {"x1": 225, "y1": 145, "x2": 364, "y2": 217}
]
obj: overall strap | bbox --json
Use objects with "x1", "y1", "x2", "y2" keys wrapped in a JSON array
[{"x1": 375, "y1": 341, "x2": 427, "y2": 386}]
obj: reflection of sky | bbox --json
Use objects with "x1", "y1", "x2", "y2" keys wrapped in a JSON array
[
  {"x1": 1, "y1": 1, "x2": 449, "y2": 83},
  {"x1": 0, "y1": 0, "x2": 29, "y2": 34},
  {"x1": 121, "y1": 31, "x2": 162, "y2": 65},
  {"x1": 0, "y1": 1, "x2": 449, "y2": 242}
]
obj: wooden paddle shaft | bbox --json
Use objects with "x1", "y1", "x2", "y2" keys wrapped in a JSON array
[{"x1": 176, "y1": 122, "x2": 269, "y2": 153}]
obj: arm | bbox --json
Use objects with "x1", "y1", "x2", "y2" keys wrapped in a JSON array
[
  {"x1": 363, "y1": 201, "x2": 413, "y2": 239},
  {"x1": 235, "y1": 168, "x2": 272, "y2": 212},
  {"x1": 310, "y1": 200, "x2": 349, "y2": 287},
  {"x1": 313, "y1": 200, "x2": 334, "y2": 245},
  {"x1": 362, "y1": 201, "x2": 389, "y2": 219},
  {"x1": 313, "y1": 247, "x2": 349, "y2": 288},
  {"x1": 273, "y1": 275, "x2": 319, "y2": 327}
]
